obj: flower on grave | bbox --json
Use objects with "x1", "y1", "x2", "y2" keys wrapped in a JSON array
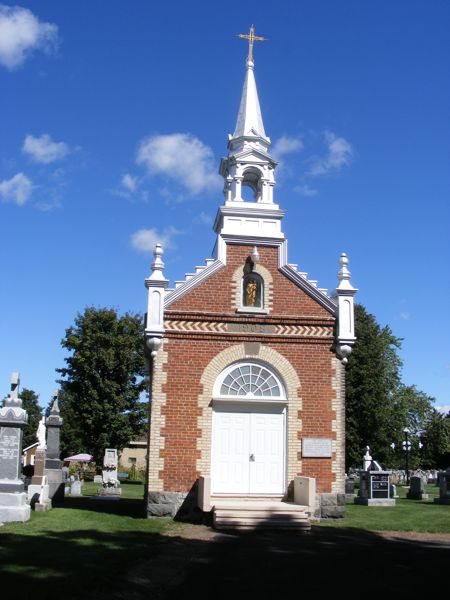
[
  {"x1": 102, "y1": 478, "x2": 119, "y2": 488},
  {"x1": 103, "y1": 463, "x2": 116, "y2": 471}
]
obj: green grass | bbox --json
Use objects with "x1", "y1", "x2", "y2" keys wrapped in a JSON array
[
  {"x1": 0, "y1": 481, "x2": 182, "y2": 599},
  {"x1": 1, "y1": 481, "x2": 449, "y2": 599},
  {"x1": 318, "y1": 483, "x2": 450, "y2": 534}
]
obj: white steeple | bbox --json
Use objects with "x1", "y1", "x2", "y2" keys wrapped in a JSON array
[
  {"x1": 215, "y1": 26, "x2": 284, "y2": 253},
  {"x1": 232, "y1": 57, "x2": 267, "y2": 141}
]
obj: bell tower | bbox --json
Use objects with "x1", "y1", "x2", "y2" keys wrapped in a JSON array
[{"x1": 214, "y1": 26, "x2": 285, "y2": 258}]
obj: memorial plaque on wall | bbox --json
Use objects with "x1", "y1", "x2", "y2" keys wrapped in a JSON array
[{"x1": 302, "y1": 438, "x2": 332, "y2": 458}]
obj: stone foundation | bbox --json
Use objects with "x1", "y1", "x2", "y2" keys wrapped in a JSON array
[
  {"x1": 147, "y1": 489, "x2": 199, "y2": 520},
  {"x1": 318, "y1": 492, "x2": 346, "y2": 519}
]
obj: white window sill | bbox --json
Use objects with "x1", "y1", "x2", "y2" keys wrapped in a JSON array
[{"x1": 236, "y1": 307, "x2": 268, "y2": 315}]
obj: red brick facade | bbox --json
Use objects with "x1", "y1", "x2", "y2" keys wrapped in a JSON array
[{"x1": 147, "y1": 241, "x2": 345, "y2": 499}]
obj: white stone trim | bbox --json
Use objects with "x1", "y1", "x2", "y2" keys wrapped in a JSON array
[
  {"x1": 147, "y1": 340, "x2": 168, "y2": 492},
  {"x1": 331, "y1": 356, "x2": 345, "y2": 494},
  {"x1": 164, "y1": 259, "x2": 225, "y2": 308}
]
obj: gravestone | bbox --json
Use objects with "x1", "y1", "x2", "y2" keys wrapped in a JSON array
[
  {"x1": 434, "y1": 468, "x2": 450, "y2": 504},
  {"x1": 355, "y1": 450, "x2": 395, "y2": 506},
  {"x1": 345, "y1": 475, "x2": 356, "y2": 498},
  {"x1": 100, "y1": 448, "x2": 121, "y2": 496},
  {"x1": 44, "y1": 390, "x2": 64, "y2": 502},
  {"x1": 0, "y1": 373, "x2": 31, "y2": 522},
  {"x1": 27, "y1": 421, "x2": 51, "y2": 512},
  {"x1": 70, "y1": 478, "x2": 82, "y2": 497},
  {"x1": 355, "y1": 470, "x2": 395, "y2": 506},
  {"x1": 390, "y1": 483, "x2": 398, "y2": 498},
  {"x1": 407, "y1": 475, "x2": 428, "y2": 500}
]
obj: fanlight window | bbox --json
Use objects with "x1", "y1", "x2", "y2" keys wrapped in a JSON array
[{"x1": 219, "y1": 364, "x2": 283, "y2": 398}]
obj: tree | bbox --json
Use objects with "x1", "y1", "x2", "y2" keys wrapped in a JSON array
[
  {"x1": 345, "y1": 304, "x2": 448, "y2": 470},
  {"x1": 387, "y1": 385, "x2": 444, "y2": 470},
  {"x1": 345, "y1": 304, "x2": 403, "y2": 468},
  {"x1": 19, "y1": 388, "x2": 42, "y2": 449},
  {"x1": 419, "y1": 408, "x2": 450, "y2": 469},
  {"x1": 57, "y1": 307, "x2": 147, "y2": 464}
]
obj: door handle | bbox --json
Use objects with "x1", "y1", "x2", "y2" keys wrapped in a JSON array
[{"x1": 249, "y1": 454, "x2": 255, "y2": 462}]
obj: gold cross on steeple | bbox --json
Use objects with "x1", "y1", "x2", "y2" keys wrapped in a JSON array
[{"x1": 237, "y1": 25, "x2": 268, "y2": 62}]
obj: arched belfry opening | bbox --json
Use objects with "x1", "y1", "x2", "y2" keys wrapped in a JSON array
[{"x1": 241, "y1": 167, "x2": 263, "y2": 202}]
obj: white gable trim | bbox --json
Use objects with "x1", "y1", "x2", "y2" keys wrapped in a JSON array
[
  {"x1": 164, "y1": 238, "x2": 337, "y2": 315},
  {"x1": 164, "y1": 259, "x2": 225, "y2": 308}
]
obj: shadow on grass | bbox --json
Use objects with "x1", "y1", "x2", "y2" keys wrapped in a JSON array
[
  {"x1": 54, "y1": 495, "x2": 146, "y2": 518},
  {"x1": 1, "y1": 518, "x2": 449, "y2": 599}
]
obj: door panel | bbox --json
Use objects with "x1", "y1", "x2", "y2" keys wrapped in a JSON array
[
  {"x1": 212, "y1": 404, "x2": 285, "y2": 495},
  {"x1": 249, "y1": 410, "x2": 284, "y2": 494},
  {"x1": 213, "y1": 411, "x2": 250, "y2": 493}
]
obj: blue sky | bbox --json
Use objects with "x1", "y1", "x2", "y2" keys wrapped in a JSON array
[{"x1": 1, "y1": 1, "x2": 449, "y2": 413}]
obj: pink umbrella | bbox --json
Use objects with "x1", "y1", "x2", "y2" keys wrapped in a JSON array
[{"x1": 63, "y1": 453, "x2": 93, "y2": 462}]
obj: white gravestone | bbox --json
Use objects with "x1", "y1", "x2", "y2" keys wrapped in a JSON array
[
  {"x1": 100, "y1": 448, "x2": 121, "y2": 496},
  {"x1": 102, "y1": 448, "x2": 118, "y2": 483},
  {"x1": 36, "y1": 417, "x2": 46, "y2": 449}
]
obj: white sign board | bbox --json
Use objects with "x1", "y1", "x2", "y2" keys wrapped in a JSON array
[{"x1": 302, "y1": 438, "x2": 332, "y2": 458}]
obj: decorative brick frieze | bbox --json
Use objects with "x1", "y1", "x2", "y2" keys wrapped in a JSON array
[{"x1": 164, "y1": 319, "x2": 332, "y2": 339}]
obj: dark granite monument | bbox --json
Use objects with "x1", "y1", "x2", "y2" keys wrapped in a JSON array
[{"x1": 0, "y1": 372, "x2": 31, "y2": 522}]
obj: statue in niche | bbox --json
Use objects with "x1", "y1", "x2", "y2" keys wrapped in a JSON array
[{"x1": 246, "y1": 279, "x2": 257, "y2": 307}]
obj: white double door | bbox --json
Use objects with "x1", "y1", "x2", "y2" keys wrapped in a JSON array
[{"x1": 212, "y1": 403, "x2": 286, "y2": 495}]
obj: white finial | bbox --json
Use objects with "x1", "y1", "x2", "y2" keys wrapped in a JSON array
[
  {"x1": 336, "y1": 252, "x2": 355, "y2": 291},
  {"x1": 338, "y1": 252, "x2": 350, "y2": 281},
  {"x1": 149, "y1": 243, "x2": 166, "y2": 281}
]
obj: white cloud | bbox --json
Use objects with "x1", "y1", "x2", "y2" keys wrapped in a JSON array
[
  {"x1": 293, "y1": 183, "x2": 318, "y2": 197},
  {"x1": 308, "y1": 131, "x2": 353, "y2": 176},
  {"x1": 400, "y1": 312, "x2": 411, "y2": 321},
  {"x1": 136, "y1": 133, "x2": 220, "y2": 195},
  {"x1": 0, "y1": 5, "x2": 58, "y2": 70},
  {"x1": 0, "y1": 172, "x2": 32, "y2": 205},
  {"x1": 435, "y1": 404, "x2": 450, "y2": 415},
  {"x1": 130, "y1": 226, "x2": 179, "y2": 253},
  {"x1": 121, "y1": 173, "x2": 138, "y2": 193},
  {"x1": 22, "y1": 134, "x2": 69, "y2": 164},
  {"x1": 195, "y1": 211, "x2": 213, "y2": 225},
  {"x1": 272, "y1": 135, "x2": 303, "y2": 159}
]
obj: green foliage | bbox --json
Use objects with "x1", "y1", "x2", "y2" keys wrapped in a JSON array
[
  {"x1": 58, "y1": 388, "x2": 86, "y2": 459},
  {"x1": 345, "y1": 304, "x2": 449, "y2": 470},
  {"x1": 19, "y1": 388, "x2": 42, "y2": 449},
  {"x1": 420, "y1": 409, "x2": 450, "y2": 469},
  {"x1": 345, "y1": 304, "x2": 403, "y2": 468},
  {"x1": 57, "y1": 307, "x2": 147, "y2": 464}
]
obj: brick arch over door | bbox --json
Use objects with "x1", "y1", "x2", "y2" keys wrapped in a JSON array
[{"x1": 196, "y1": 344, "x2": 303, "y2": 485}]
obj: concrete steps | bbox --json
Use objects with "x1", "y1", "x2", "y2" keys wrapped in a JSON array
[{"x1": 212, "y1": 500, "x2": 311, "y2": 531}]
